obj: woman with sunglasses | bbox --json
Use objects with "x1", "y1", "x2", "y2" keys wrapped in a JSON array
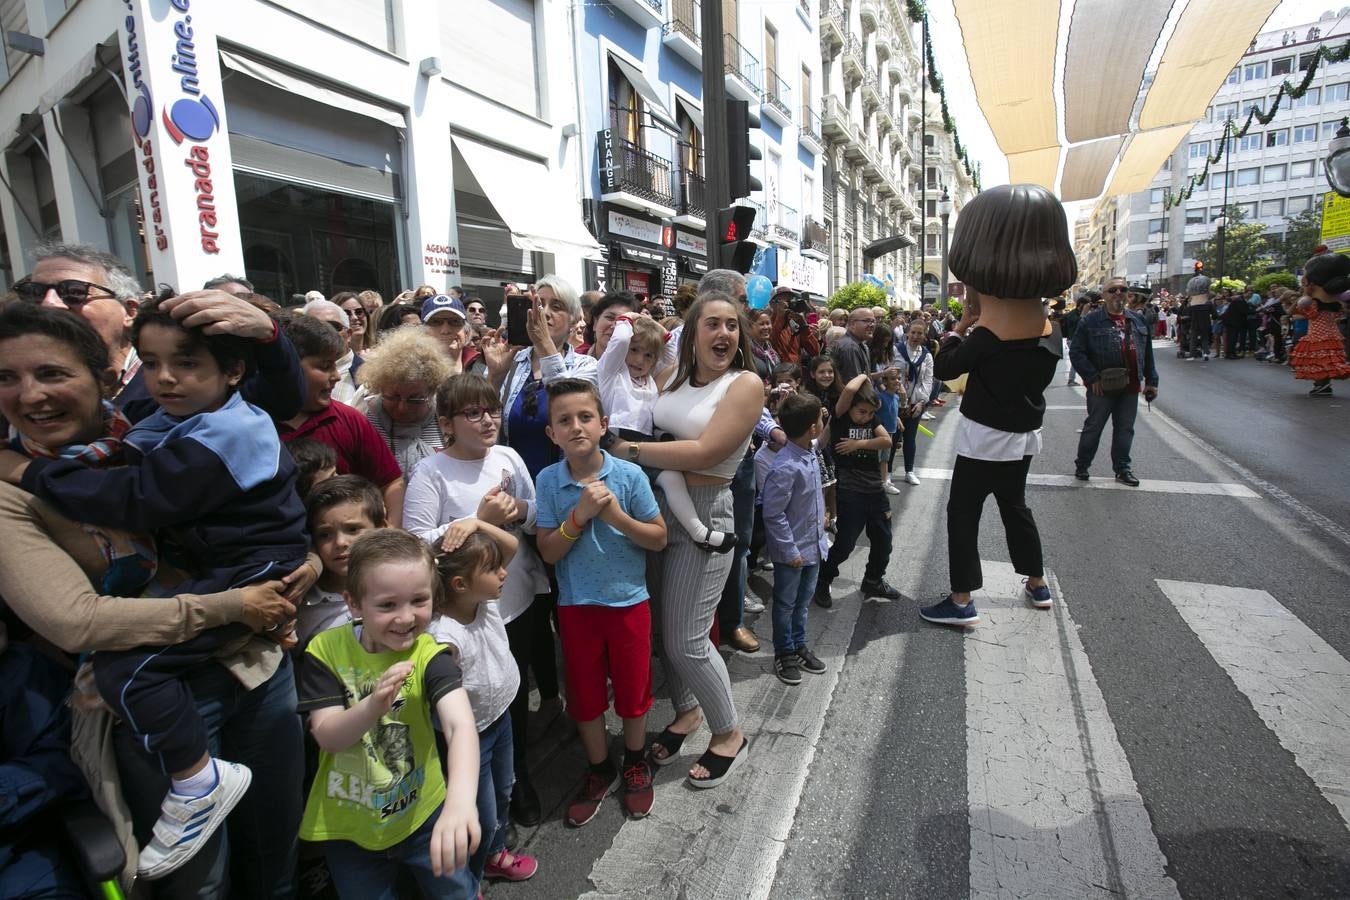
[
  {"x1": 355, "y1": 327, "x2": 456, "y2": 477},
  {"x1": 333, "y1": 292, "x2": 370, "y2": 355}
]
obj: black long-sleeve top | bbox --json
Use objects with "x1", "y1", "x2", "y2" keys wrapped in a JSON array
[{"x1": 932, "y1": 326, "x2": 1061, "y2": 433}]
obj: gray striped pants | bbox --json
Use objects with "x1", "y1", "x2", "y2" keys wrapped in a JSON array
[{"x1": 654, "y1": 482, "x2": 739, "y2": 734}]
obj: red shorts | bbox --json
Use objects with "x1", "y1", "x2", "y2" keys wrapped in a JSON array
[{"x1": 557, "y1": 601, "x2": 653, "y2": 722}]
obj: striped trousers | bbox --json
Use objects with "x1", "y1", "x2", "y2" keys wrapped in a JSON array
[{"x1": 654, "y1": 482, "x2": 739, "y2": 734}]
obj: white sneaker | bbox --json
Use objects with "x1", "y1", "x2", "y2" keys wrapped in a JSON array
[
  {"x1": 137, "y1": 760, "x2": 253, "y2": 880},
  {"x1": 743, "y1": 596, "x2": 766, "y2": 614},
  {"x1": 904, "y1": 472, "x2": 921, "y2": 486},
  {"x1": 922, "y1": 412, "x2": 936, "y2": 420},
  {"x1": 883, "y1": 481, "x2": 902, "y2": 495}
]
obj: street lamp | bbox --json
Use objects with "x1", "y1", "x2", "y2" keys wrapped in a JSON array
[
  {"x1": 1214, "y1": 212, "x2": 1228, "y2": 282},
  {"x1": 1325, "y1": 118, "x2": 1350, "y2": 197},
  {"x1": 938, "y1": 188, "x2": 952, "y2": 300}
]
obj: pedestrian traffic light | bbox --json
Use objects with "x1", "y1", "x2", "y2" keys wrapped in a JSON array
[
  {"x1": 1194, "y1": 261, "x2": 1204, "y2": 273},
  {"x1": 717, "y1": 205, "x2": 757, "y2": 274},
  {"x1": 726, "y1": 99, "x2": 763, "y2": 201}
]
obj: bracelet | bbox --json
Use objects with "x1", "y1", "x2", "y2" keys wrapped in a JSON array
[
  {"x1": 558, "y1": 522, "x2": 579, "y2": 542},
  {"x1": 568, "y1": 510, "x2": 584, "y2": 532}
]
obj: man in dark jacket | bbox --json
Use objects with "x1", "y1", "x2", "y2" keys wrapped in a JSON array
[
  {"x1": 1069, "y1": 277, "x2": 1159, "y2": 487},
  {"x1": 1062, "y1": 296, "x2": 1085, "y2": 385}
]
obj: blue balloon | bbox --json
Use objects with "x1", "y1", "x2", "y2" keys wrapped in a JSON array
[{"x1": 747, "y1": 275, "x2": 773, "y2": 309}]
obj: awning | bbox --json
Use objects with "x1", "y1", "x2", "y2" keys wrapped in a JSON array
[
  {"x1": 453, "y1": 135, "x2": 605, "y2": 260},
  {"x1": 610, "y1": 54, "x2": 678, "y2": 132},
  {"x1": 219, "y1": 49, "x2": 406, "y2": 130},
  {"x1": 863, "y1": 234, "x2": 914, "y2": 260},
  {"x1": 615, "y1": 242, "x2": 669, "y2": 265},
  {"x1": 37, "y1": 41, "x2": 120, "y2": 116},
  {"x1": 677, "y1": 97, "x2": 704, "y2": 134},
  {"x1": 1062, "y1": 0, "x2": 1171, "y2": 143},
  {"x1": 1059, "y1": 136, "x2": 1123, "y2": 202}
]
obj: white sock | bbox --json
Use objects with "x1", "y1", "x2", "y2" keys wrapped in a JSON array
[
  {"x1": 655, "y1": 469, "x2": 723, "y2": 546},
  {"x1": 171, "y1": 759, "x2": 219, "y2": 798}
]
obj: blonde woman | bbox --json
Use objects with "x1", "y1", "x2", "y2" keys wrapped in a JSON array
[{"x1": 356, "y1": 327, "x2": 457, "y2": 478}]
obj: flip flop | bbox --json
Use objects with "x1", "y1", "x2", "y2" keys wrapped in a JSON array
[
  {"x1": 648, "y1": 727, "x2": 690, "y2": 767},
  {"x1": 687, "y1": 737, "x2": 750, "y2": 789}
]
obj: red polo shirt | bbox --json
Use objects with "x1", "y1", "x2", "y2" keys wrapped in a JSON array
[{"x1": 278, "y1": 400, "x2": 402, "y2": 486}]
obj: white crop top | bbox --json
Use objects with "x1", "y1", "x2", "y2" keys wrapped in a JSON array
[{"x1": 652, "y1": 370, "x2": 753, "y2": 481}]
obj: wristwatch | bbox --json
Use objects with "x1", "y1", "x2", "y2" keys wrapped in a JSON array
[{"x1": 626, "y1": 442, "x2": 641, "y2": 464}]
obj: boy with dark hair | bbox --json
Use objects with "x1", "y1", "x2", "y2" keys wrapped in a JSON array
[
  {"x1": 298, "y1": 475, "x2": 388, "y2": 644},
  {"x1": 760, "y1": 393, "x2": 828, "y2": 685},
  {"x1": 287, "y1": 437, "x2": 338, "y2": 500},
  {"x1": 276, "y1": 315, "x2": 405, "y2": 525},
  {"x1": 813, "y1": 373, "x2": 901, "y2": 608},
  {"x1": 534, "y1": 379, "x2": 667, "y2": 825}
]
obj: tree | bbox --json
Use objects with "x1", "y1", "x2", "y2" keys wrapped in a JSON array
[
  {"x1": 1195, "y1": 205, "x2": 1276, "y2": 283},
  {"x1": 827, "y1": 281, "x2": 888, "y2": 311},
  {"x1": 1280, "y1": 203, "x2": 1323, "y2": 270}
]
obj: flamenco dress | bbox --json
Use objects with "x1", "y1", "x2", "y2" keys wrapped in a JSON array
[{"x1": 1290, "y1": 308, "x2": 1350, "y2": 381}]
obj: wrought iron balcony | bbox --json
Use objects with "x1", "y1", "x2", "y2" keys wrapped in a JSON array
[
  {"x1": 678, "y1": 165, "x2": 707, "y2": 222},
  {"x1": 821, "y1": 95, "x2": 850, "y2": 141},
  {"x1": 663, "y1": 0, "x2": 701, "y2": 66},
  {"x1": 724, "y1": 32, "x2": 762, "y2": 98},
  {"x1": 802, "y1": 216, "x2": 831, "y2": 259},
  {"x1": 772, "y1": 204, "x2": 799, "y2": 243},
  {"x1": 597, "y1": 131, "x2": 675, "y2": 211},
  {"x1": 819, "y1": 1, "x2": 845, "y2": 51},
  {"x1": 842, "y1": 33, "x2": 864, "y2": 84},
  {"x1": 800, "y1": 105, "x2": 825, "y2": 152},
  {"x1": 763, "y1": 67, "x2": 793, "y2": 124},
  {"x1": 862, "y1": 73, "x2": 883, "y2": 110}
]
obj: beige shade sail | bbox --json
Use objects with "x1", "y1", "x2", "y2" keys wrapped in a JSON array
[
  {"x1": 1138, "y1": 0, "x2": 1280, "y2": 130},
  {"x1": 1060, "y1": 136, "x2": 1125, "y2": 201},
  {"x1": 1062, "y1": 0, "x2": 1173, "y2": 143},
  {"x1": 954, "y1": 0, "x2": 1061, "y2": 155},
  {"x1": 1104, "y1": 123, "x2": 1194, "y2": 196},
  {"x1": 1007, "y1": 147, "x2": 1062, "y2": 192}
]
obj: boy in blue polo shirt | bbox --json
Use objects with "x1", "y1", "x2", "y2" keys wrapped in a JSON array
[{"x1": 535, "y1": 379, "x2": 667, "y2": 827}]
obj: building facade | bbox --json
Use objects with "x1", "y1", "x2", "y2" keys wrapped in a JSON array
[
  {"x1": 918, "y1": 94, "x2": 976, "y2": 304},
  {"x1": 1103, "y1": 11, "x2": 1350, "y2": 291}
]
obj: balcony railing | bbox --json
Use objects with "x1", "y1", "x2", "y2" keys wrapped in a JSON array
[
  {"x1": 743, "y1": 200, "x2": 769, "y2": 239},
  {"x1": 598, "y1": 131, "x2": 675, "y2": 208},
  {"x1": 679, "y1": 164, "x2": 707, "y2": 221},
  {"x1": 765, "y1": 67, "x2": 792, "y2": 120},
  {"x1": 820, "y1": 1, "x2": 845, "y2": 49},
  {"x1": 724, "y1": 33, "x2": 762, "y2": 95},
  {"x1": 802, "y1": 216, "x2": 831, "y2": 256},
  {"x1": 773, "y1": 204, "x2": 799, "y2": 242},
  {"x1": 664, "y1": 0, "x2": 700, "y2": 46},
  {"x1": 801, "y1": 105, "x2": 824, "y2": 147},
  {"x1": 821, "y1": 94, "x2": 850, "y2": 140},
  {"x1": 842, "y1": 33, "x2": 864, "y2": 82}
]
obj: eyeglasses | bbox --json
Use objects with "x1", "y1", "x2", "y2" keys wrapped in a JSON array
[
  {"x1": 456, "y1": 406, "x2": 503, "y2": 423},
  {"x1": 467, "y1": 306, "x2": 486, "y2": 315},
  {"x1": 1104, "y1": 286, "x2": 1130, "y2": 294},
  {"x1": 382, "y1": 393, "x2": 431, "y2": 407},
  {"x1": 13, "y1": 278, "x2": 118, "y2": 307}
]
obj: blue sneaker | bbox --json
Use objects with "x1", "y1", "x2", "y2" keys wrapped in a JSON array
[
  {"x1": 1024, "y1": 580, "x2": 1052, "y2": 609},
  {"x1": 920, "y1": 595, "x2": 979, "y2": 627}
]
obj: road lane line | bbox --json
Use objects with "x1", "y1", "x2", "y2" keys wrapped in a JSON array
[
  {"x1": 1155, "y1": 580, "x2": 1350, "y2": 830},
  {"x1": 913, "y1": 467, "x2": 1259, "y2": 498},
  {"x1": 966, "y1": 563, "x2": 1180, "y2": 899}
]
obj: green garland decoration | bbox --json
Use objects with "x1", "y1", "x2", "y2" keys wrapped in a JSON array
[{"x1": 1163, "y1": 39, "x2": 1350, "y2": 210}]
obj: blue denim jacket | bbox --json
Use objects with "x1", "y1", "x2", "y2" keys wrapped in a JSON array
[{"x1": 1068, "y1": 309, "x2": 1158, "y2": 389}]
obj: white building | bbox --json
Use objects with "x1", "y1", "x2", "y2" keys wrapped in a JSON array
[
  {"x1": 1107, "y1": 11, "x2": 1350, "y2": 290},
  {"x1": 0, "y1": 0, "x2": 600, "y2": 310}
]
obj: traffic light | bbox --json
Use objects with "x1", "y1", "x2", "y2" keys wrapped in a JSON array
[
  {"x1": 726, "y1": 99, "x2": 763, "y2": 201},
  {"x1": 1194, "y1": 261, "x2": 1204, "y2": 273},
  {"x1": 717, "y1": 205, "x2": 757, "y2": 274}
]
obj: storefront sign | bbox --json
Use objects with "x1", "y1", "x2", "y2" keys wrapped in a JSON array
[
  {"x1": 623, "y1": 270, "x2": 650, "y2": 295},
  {"x1": 607, "y1": 210, "x2": 663, "y2": 245},
  {"x1": 117, "y1": 0, "x2": 244, "y2": 288},
  {"x1": 600, "y1": 130, "x2": 619, "y2": 194},
  {"x1": 662, "y1": 257, "x2": 679, "y2": 295},
  {"x1": 616, "y1": 242, "x2": 667, "y2": 266},
  {"x1": 681, "y1": 256, "x2": 708, "y2": 276},
  {"x1": 423, "y1": 241, "x2": 460, "y2": 277},
  {"x1": 676, "y1": 230, "x2": 707, "y2": 257},
  {"x1": 777, "y1": 249, "x2": 827, "y2": 295}
]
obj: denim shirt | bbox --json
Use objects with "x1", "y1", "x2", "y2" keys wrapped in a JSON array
[
  {"x1": 1068, "y1": 309, "x2": 1158, "y2": 389},
  {"x1": 498, "y1": 344, "x2": 598, "y2": 445},
  {"x1": 760, "y1": 441, "x2": 828, "y2": 565}
]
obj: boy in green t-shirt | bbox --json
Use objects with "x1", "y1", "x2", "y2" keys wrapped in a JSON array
[{"x1": 298, "y1": 529, "x2": 480, "y2": 898}]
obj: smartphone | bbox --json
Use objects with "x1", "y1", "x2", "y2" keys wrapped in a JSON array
[
  {"x1": 807, "y1": 312, "x2": 819, "y2": 326},
  {"x1": 506, "y1": 294, "x2": 532, "y2": 346}
]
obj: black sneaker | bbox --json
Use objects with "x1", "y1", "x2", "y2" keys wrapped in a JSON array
[
  {"x1": 774, "y1": 654, "x2": 802, "y2": 685},
  {"x1": 1115, "y1": 470, "x2": 1140, "y2": 487},
  {"x1": 1310, "y1": 383, "x2": 1333, "y2": 397},
  {"x1": 1074, "y1": 467, "x2": 1089, "y2": 481},
  {"x1": 813, "y1": 580, "x2": 833, "y2": 609},
  {"x1": 861, "y1": 579, "x2": 902, "y2": 600},
  {"x1": 796, "y1": 646, "x2": 826, "y2": 674}
]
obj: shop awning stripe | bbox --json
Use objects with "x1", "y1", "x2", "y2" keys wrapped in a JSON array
[
  {"x1": 1104, "y1": 123, "x2": 1193, "y2": 197},
  {"x1": 1006, "y1": 146, "x2": 1062, "y2": 192},
  {"x1": 1138, "y1": 0, "x2": 1280, "y2": 130},
  {"x1": 953, "y1": 0, "x2": 1061, "y2": 155},
  {"x1": 1062, "y1": 0, "x2": 1174, "y2": 144},
  {"x1": 1059, "y1": 136, "x2": 1124, "y2": 202}
]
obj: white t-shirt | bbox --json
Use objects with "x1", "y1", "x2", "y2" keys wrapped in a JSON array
[
  {"x1": 597, "y1": 318, "x2": 659, "y2": 435},
  {"x1": 428, "y1": 604, "x2": 519, "y2": 732},
  {"x1": 955, "y1": 413, "x2": 1042, "y2": 462},
  {"x1": 403, "y1": 446, "x2": 549, "y2": 623}
]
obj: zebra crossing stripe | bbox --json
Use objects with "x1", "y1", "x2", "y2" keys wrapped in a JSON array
[
  {"x1": 913, "y1": 467, "x2": 1259, "y2": 498},
  {"x1": 966, "y1": 563, "x2": 1179, "y2": 898},
  {"x1": 1155, "y1": 580, "x2": 1350, "y2": 830}
]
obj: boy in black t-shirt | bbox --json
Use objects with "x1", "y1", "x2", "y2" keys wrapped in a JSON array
[{"x1": 813, "y1": 374, "x2": 902, "y2": 607}]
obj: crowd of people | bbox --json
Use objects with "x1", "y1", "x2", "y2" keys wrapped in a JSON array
[{"x1": 2, "y1": 210, "x2": 1345, "y2": 898}]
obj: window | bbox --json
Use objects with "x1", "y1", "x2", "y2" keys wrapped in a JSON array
[
  {"x1": 1325, "y1": 120, "x2": 1344, "y2": 140},
  {"x1": 1184, "y1": 240, "x2": 1206, "y2": 259},
  {"x1": 1237, "y1": 201, "x2": 1258, "y2": 219},
  {"x1": 608, "y1": 60, "x2": 645, "y2": 146},
  {"x1": 1244, "y1": 62, "x2": 1266, "y2": 81},
  {"x1": 1292, "y1": 87, "x2": 1321, "y2": 109},
  {"x1": 1148, "y1": 249, "x2": 1167, "y2": 265},
  {"x1": 1213, "y1": 101, "x2": 1239, "y2": 121},
  {"x1": 1327, "y1": 83, "x2": 1350, "y2": 103},
  {"x1": 925, "y1": 198, "x2": 936, "y2": 217},
  {"x1": 1266, "y1": 129, "x2": 1288, "y2": 148},
  {"x1": 1271, "y1": 56, "x2": 1293, "y2": 76},
  {"x1": 925, "y1": 232, "x2": 939, "y2": 254},
  {"x1": 1210, "y1": 207, "x2": 1226, "y2": 222},
  {"x1": 1238, "y1": 133, "x2": 1262, "y2": 152},
  {"x1": 1299, "y1": 53, "x2": 1317, "y2": 72},
  {"x1": 925, "y1": 166, "x2": 938, "y2": 188},
  {"x1": 1242, "y1": 98, "x2": 1264, "y2": 116},
  {"x1": 1150, "y1": 188, "x2": 1165, "y2": 204},
  {"x1": 1292, "y1": 160, "x2": 1315, "y2": 179},
  {"x1": 1186, "y1": 208, "x2": 1206, "y2": 225},
  {"x1": 1226, "y1": 67, "x2": 1240, "y2": 85},
  {"x1": 677, "y1": 107, "x2": 703, "y2": 174},
  {"x1": 1188, "y1": 140, "x2": 1210, "y2": 159},
  {"x1": 1263, "y1": 164, "x2": 1286, "y2": 183},
  {"x1": 923, "y1": 132, "x2": 935, "y2": 148},
  {"x1": 1144, "y1": 218, "x2": 1162, "y2": 235},
  {"x1": 1236, "y1": 167, "x2": 1260, "y2": 186},
  {"x1": 442, "y1": 0, "x2": 540, "y2": 117},
  {"x1": 1294, "y1": 124, "x2": 1317, "y2": 143},
  {"x1": 1287, "y1": 195, "x2": 1313, "y2": 214},
  {"x1": 1261, "y1": 199, "x2": 1285, "y2": 218}
]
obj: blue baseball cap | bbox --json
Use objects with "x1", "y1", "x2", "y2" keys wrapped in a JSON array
[{"x1": 420, "y1": 294, "x2": 467, "y2": 324}]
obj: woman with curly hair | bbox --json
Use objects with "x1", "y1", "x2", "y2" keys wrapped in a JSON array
[
  {"x1": 1291, "y1": 252, "x2": 1350, "y2": 397},
  {"x1": 356, "y1": 327, "x2": 457, "y2": 477}
]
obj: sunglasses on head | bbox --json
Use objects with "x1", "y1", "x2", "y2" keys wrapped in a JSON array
[{"x1": 13, "y1": 278, "x2": 117, "y2": 307}]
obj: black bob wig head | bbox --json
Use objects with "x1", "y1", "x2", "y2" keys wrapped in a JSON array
[
  {"x1": 948, "y1": 184, "x2": 1077, "y2": 301},
  {"x1": 1303, "y1": 252, "x2": 1350, "y2": 296}
]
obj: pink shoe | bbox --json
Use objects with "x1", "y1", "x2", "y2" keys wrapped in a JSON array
[{"x1": 485, "y1": 849, "x2": 538, "y2": 882}]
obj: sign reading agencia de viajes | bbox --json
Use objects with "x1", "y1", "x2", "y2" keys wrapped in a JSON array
[{"x1": 118, "y1": 0, "x2": 246, "y2": 287}]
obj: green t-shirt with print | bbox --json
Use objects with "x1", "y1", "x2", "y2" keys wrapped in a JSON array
[{"x1": 298, "y1": 625, "x2": 462, "y2": 850}]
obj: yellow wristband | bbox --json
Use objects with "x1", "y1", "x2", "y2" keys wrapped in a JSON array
[{"x1": 559, "y1": 522, "x2": 579, "y2": 542}]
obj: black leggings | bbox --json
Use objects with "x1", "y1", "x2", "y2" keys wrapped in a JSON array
[
  {"x1": 946, "y1": 454, "x2": 1043, "y2": 593},
  {"x1": 504, "y1": 594, "x2": 558, "y2": 781}
]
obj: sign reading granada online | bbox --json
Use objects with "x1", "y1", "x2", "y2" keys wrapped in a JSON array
[{"x1": 118, "y1": 0, "x2": 245, "y2": 287}]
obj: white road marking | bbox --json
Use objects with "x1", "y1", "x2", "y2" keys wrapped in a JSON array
[
  {"x1": 1156, "y1": 580, "x2": 1350, "y2": 831},
  {"x1": 966, "y1": 564, "x2": 1180, "y2": 899},
  {"x1": 1045, "y1": 404, "x2": 1084, "y2": 409},
  {"x1": 912, "y1": 467, "x2": 1260, "y2": 498}
]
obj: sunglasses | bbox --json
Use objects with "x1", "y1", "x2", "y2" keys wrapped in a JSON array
[
  {"x1": 456, "y1": 406, "x2": 503, "y2": 423},
  {"x1": 1104, "y1": 286, "x2": 1130, "y2": 294},
  {"x1": 13, "y1": 278, "x2": 117, "y2": 307},
  {"x1": 343, "y1": 306, "x2": 366, "y2": 319}
]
